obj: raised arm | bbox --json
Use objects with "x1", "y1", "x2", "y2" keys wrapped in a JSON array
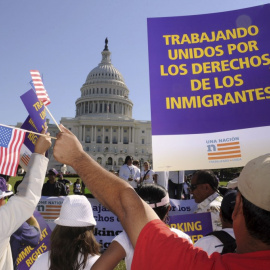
[
  {"x1": 92, "y1": 241, "x2": 126, "y2": 270},
  {"x1": 53, "y1": 125, "x2": 158, "y2": 247},
  {"x1": 0, "y1": 130, "x2": 51, "y2": 239}
]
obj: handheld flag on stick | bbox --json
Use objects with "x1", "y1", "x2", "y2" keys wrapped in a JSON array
[
  {"x1": 0, "y1": 126, "x2": 26, "y2": 176},
  {"x1": 29, "y1": 70, "x2": 62, "y2": 132},
  {"x1": 30, "y1": 70, "x2": 51, "y2": 106},
  {"x1": 0, "y1": 124, "x2": 57, "y2": 140}
]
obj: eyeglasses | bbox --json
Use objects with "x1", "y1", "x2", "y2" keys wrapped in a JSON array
[{"x1": 189, "y1": 183, "x2": 203, "y2": 191}]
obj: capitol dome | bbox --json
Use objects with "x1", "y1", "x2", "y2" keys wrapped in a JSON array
[
  {"x1": 75, "y1": 38, "x2": 133, "y2": 120},
  {"x1": 86, "y1": 58, "x2": 125, "y2": 84}
]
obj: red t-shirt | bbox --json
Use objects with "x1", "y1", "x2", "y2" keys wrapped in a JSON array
[{"x1": 132, "y1": 219, "x2": 270, "y2": 270}]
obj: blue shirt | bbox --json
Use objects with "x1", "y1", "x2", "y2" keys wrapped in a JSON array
[{"x1": 10, "y1": 222, "x2": 40, "y2": 269}]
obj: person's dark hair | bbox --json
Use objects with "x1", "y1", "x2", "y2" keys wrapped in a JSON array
[
  {"x1": 242, "y1": 195, "x2": 270, "y2": 245},
  {"x1": 133, "y1": 160, "x2": 139, "y2": 166},
  {"x1": 124, "y1": 156, "x2": 133, "y2": 164},
  {"x1": 137, "y1": 184, "x2": 170, "y2": 221},
  {"x1": 49, "y1": 225, "x2": 100, "y2": 270},
  {"x1": 193, "y1": 170, "x2": 219, "y2": 191}
]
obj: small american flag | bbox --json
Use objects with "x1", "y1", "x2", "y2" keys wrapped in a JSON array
[
  {"x1": 21, "y1": 152, "x2": 31, "y2": 166},
  {"x1": 30, "y1": 70, "x2": 51, "y2": 106},
  {"x1": 0, "y1": 126, "x2": 26, "y2": 176}
]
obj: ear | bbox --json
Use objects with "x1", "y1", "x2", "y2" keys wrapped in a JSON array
[
  {"x1": 232, "y1": 192, "x2": 243, "y2": 220},
  {"x1": 163, "y1": 205, "x2": 171, "y2": 222},
  {"x1": 204, "y1": 183, "x2": 212, "y2": 191}
]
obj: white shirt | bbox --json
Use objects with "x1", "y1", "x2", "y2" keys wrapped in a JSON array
[
  {"x1": 183, "y1": 182, "x2": 190, "y2": 196},
  {"x1": 0, "y1": 154, "x2": 48, "y2": 270},
  {"x1": 195, "y1": 192, "x2": 223, "y2": 231},
  {"x1": 119, "y1": 164, "x2": 140, "y2": 188},
  {"x1": 113, "y1": 232, "x2": 134, "y2": 270},
  {"x1": 30, "y1": 251, "x2": 100, "y2": 270},
  {"x1": 140, "y1": 169, "x2": 155, "y2": 184},
  {"x1": 194, "y1": 228, "x2": 235, "y2": 255},
  {"x1": 155, "y1": 171, "x2": 169, "y2": 190},
  {"x1": 169, "y1": 171, "x2": 185, "y2": 184},
  {"x1": 113, "y1": 228, "x2": 192, "y2": 270}
]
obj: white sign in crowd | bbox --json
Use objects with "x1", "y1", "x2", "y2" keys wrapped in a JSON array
[{"x1": 36, "y1": 196, "x2": 197, "y2": 249}]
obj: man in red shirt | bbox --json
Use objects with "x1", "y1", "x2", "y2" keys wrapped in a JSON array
[{"x1": 53, "y1": 125, "x2": 270, "y2": 270}]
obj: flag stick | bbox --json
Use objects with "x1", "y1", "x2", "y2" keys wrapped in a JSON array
[
  {"x1": 45, "y1": 107, "x2": 62, "y2": 132},
  {"x1": 0, "y1": 124, "x2": 57, "y2": 140}
]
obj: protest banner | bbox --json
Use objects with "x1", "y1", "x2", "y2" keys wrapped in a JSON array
[
  {"x1": 168, "y1": 212, "x2": 212, "y2": 243},
  {"x1": 37, "y1": 197, "x2": 123, "y2": 250},
  {"x1": 147, "y1": 4, "x2": 270, "y2": 170},
  {"x1": 20, "y1": 89, "x2": 47, "y2": 130},
  {"x1": 169, "y1": 198, "x2": 197, "y2": 216},
  {"x1": 20, "y1": 89, "x2": 47, "y2": 171},
  {"x1": 17, "y1": 211, "x2": 52, "y2": 270},
  {"x1": 36, "y1": 197, "x2": 197, "y2": 250}
]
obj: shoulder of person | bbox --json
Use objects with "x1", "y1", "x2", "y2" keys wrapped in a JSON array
[
  {"x1": 170, "y1": 228, "x2": 192, "y2": 243},
  {"x1": 30, "y1": 251, "x2": 50, "y2": 269},
  {"x1": 194, "y1": 234, "x2": 218, "y2": 248},
  {"x1": 209, "y1": 198, "x2": 222, "y2": 209},
  {"x1": 133, "y1": 165, "x2": 140, "y2": 171}
]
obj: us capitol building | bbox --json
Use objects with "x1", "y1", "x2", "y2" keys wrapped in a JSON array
[{"x1": 48, "y1": 39, "x2": 152, "y2": 172}]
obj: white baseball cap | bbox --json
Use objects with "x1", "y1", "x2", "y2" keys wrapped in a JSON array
[
  {"x1": 238, "y1": 154, "x2": 270, "y2": 211},
  {"x1": 54, "y1": 195, "x2": 96, "y2": 227}
]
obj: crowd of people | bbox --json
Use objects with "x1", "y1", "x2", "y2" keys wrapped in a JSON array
[{"x1": 0, "y1": 125, "x2": 269, "y2": 269}]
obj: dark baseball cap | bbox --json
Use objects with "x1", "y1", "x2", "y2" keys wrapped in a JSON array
[
  {"x1": 221, "y1": 190, "x2": 237, "y2": 221},
  {"x1": 48, "y1": 168, "x2": 58, "y2": 176}
]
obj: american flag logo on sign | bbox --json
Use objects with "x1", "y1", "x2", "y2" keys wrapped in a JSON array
[
  {"x1": 39, "y1": 204, "x2": 62, "y2": 220},
  {"x1": 207, "y1": 140, "x2": 241, "y2": 161}
]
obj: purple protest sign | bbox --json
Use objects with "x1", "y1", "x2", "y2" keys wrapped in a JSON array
[
  {"x1": 20, "y1": 89, "x2": 46, "y2": 130},
  {"x1": 148, "y1": 4, "x2": 270, "y2": 136},
  {"x1": 148, "y1": 4, "x2": 270, "y2": 171},
  {"x1": 17, "y1": 211, "x2": 52, "y2": 270},
  {"x1": 21, "y1": 116, "x2": 40, "y2": 153},
  {"x1": 20, "y1": 114, "x2": 48, "y2": 171},
  {"x1": 168, "y1": 212, "x2": 213, "y2": 243},
  {"x1": 19, "y1": 89, "x2": 47, "y2": 168}
]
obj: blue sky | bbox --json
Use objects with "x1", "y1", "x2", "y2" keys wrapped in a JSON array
[{"x1": 0, "y1": 0, "x2": 269, "y2": 126}]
